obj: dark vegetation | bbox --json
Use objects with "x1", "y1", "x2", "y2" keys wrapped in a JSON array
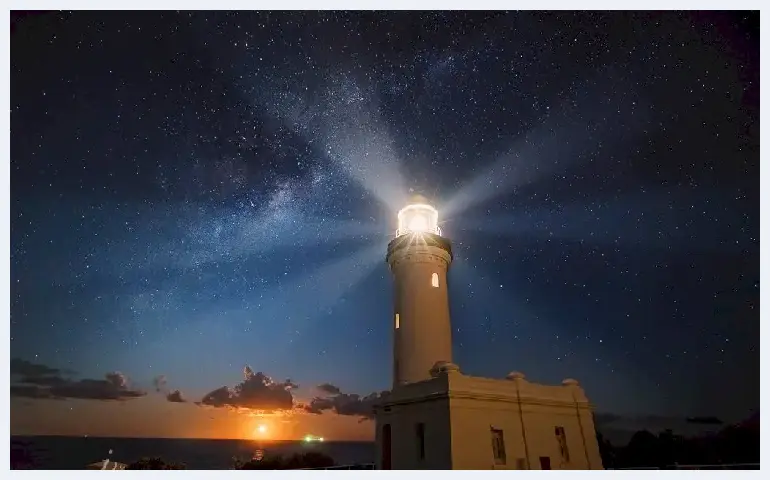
[
  {"x1": 598, "y1": 414, "x2": 760, "y2": 469},
  {"x1": 233, "y1": 451, "x2": 336, "y2": 470},
  {"x1": 119, "y1": 451, "x2": 336, "y2": 470},
  {"x1": 126, "y1": 456, "x2": 186, "y2": 469},
  {"x1": 10, "y1": 445, "x2": 36, "y2": 470}
]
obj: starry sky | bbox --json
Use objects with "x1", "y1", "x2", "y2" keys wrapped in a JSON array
[{"x1": 10, "y1": 11, "x2": 758, "y2": 441}]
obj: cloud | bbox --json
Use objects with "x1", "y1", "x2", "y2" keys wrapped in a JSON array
[
  {"x1": 316, "y1": 383, "x2": 341, "y2": 395},
  {"x1": 151, "y1": 374, "x2": 185, "y2": 402},
  {"x1": 594, "y1": 412, "x2": 727, "y2": 446},
  {"x1": 153, "y1": 375, "x2": 168, "y2": 393},
  {"x1": 10, "y1": 384, "x2": 55, "y2": 399},
  {"x1": 17, "y1": 374, "x2": 69, "y2": 387},
  {"x1": 305, "y1": 383, "x2": 387, "y2": 420},
  {"x1": 198, "y1": 366, "x2": 298, "y2": 412},
  {"x1": 105, "y1": 372, "x2": 129, "y2": 389},
  {"x1": 594, "y1": 412, "x2": 623, "y2": 427},
  {"x1": 10, "y1": 358, "x2": 145, "y2": 401},
  {"x1": 50, "y1": 375, "x2": 144, "y2": 401},
  {"x1": 594, "y1": 413, "x2": 698, "y2": 430},
  {"x1": 166, "y1": 390, "x2": 186, "y2": 403},
  {"x1": 11, "y1": 358, "x2": 67, "y2": 378}
]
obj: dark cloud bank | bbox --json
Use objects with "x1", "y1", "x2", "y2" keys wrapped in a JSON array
[
  {"x1": 304, "y1": 383, "x2": 388, "y2": 420},
  {"x1": 10, "y1": 358, "x2": 145, "y2": 401},
  {"x1": 10, "y1": 358, "x2": 384, "y2": 421},
  {"x1": 195, "y1": 366, "x2": 387, "y2": 420},
  {"x1": 197, "y1": 366, "x2": 298, "y2": 411},
  {"x1": 13, "y1": 359, "x2": 722, "y2": 435}
]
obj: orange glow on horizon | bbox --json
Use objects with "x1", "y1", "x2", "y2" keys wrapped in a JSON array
[{"x1": 11, "y1": 396, "x2": 375, "y2": 441}]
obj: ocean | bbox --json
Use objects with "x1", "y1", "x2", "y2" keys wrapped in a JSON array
[{"x1": 11, "y1": 436, "x2": 375, "y2": 470}]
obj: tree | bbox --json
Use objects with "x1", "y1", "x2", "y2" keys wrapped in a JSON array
[
  {"x1": 596, "y1": 432, "x2": 616, "y2": 469},
  {"x1": 598, "y1": 412, "x2": 760, "y2": 469}
]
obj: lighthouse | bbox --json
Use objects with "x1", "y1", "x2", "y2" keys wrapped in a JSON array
[
  {"x1": 386, "y1": 195, "x2": 453, "y2": 387},
  {"x1": 374, "y1": 194, "x2": 604, "y2": 470}
]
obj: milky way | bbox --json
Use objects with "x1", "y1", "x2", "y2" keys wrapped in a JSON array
[{"x1": 10, "y1": 11, "x2": 758, "y2": 432}]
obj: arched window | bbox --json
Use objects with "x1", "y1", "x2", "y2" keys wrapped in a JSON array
[{"x1": 431, "y1": 272, "x2": 440, "y2": 288}]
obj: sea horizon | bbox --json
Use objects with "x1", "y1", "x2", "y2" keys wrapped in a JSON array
[
  {"x1": 11, "y1": 433, "x2": 373, "y2": 442},
  {"x1": 11, "y1": 435, "x2": 376, "y2": 470}
]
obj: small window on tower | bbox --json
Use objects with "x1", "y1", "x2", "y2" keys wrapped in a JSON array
[
  {"x1": 431, "y1": 273, "x2": 439, "y2": 288},
  {"x1": 395, "y1": 313, "x2": 400, "y2": 329}
]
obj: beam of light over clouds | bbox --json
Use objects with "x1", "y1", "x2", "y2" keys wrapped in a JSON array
[
  {"x1": 259, "y1": 75, "x2": 408, "y2": 213},
  {"x1": 441, "y1": 69, "x2": 651, "y2": 218}
]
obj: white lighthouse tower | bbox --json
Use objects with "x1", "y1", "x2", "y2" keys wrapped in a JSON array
[
  {"x1": 374, "y1": 195, "x2": 604, "y2": 471},
  {"x1": 387, "y1": 195, "x2": 454, "y2": 387}
]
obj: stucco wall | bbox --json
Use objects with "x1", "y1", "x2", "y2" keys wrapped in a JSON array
[
  {"x1": 375, "y1": 396, "x2": 453, "y2": 470},
  {"x1": 375, "y1": 373, "x2": 604, "y2": 470},
  {"x1": 389, "y1": 245, "x2": 453, "y2": 387},
  {"x1": 447, "y1": 397, "x2": 601, "y2": 469}
]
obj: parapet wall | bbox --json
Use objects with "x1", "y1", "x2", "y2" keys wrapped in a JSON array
[{"x1": 377, "y1": 366, "x2": 591, "y2": 409}]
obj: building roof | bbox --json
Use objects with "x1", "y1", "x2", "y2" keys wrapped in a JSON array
[
  {"x1": 86, "y1": 459, "x2": 127, "y2": 470},
  {"x1": 378, "y1": 363, "x2": 593, "y2": 409}
]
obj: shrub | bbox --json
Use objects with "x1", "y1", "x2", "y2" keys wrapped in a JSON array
[
  {"x1": 236, "y1": 451, "x2": 335, "y2": 470},
  {"x1": 126, "y1": 456, "x2": 186, "y2": 470}
]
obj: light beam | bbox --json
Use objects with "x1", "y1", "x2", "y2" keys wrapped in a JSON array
[
  {"x1": 260, "y1": 76, "x2": 408, "y2": 213},
  {"x1": 442, "y1": 70, "x2": 651, "y2": 218},
  {"x1": 247, "y1": 241, "x2": 388, "y2": 332}
]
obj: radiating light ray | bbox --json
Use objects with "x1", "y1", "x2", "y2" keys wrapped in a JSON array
[
  {"x1": 248, "y1": 241, "x2": 388, "y2": 331},
  {"x1": 442, "y1": 70, "x2": 650, "y2": 218},
  {"x1": 232, "y1": 216, "x2": 385, "y2": 259},
  {"x1": 448, "y1": 211, "x2": 532, "y2": 238},
  {"x1": 467, "y1": 191, "x2": 752, "y2": 252},
  {"x1": 118, "y1": 236, "x2": 387, "y2": 327},
  {"x1": 259, "y1": 76, "x2": 407, "y2": 212},
  {"x1": 164, "y1": 208, "x2": 385, "y2": 270}
]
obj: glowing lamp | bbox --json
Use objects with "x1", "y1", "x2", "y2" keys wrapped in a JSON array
[{"x1": 397, "y1": 203, "x2": 441, "y2": 237}]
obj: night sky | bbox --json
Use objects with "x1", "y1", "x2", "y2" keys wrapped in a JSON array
[{"x1": 10, "y1": 11, "x2": 758, "y2": 440}]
